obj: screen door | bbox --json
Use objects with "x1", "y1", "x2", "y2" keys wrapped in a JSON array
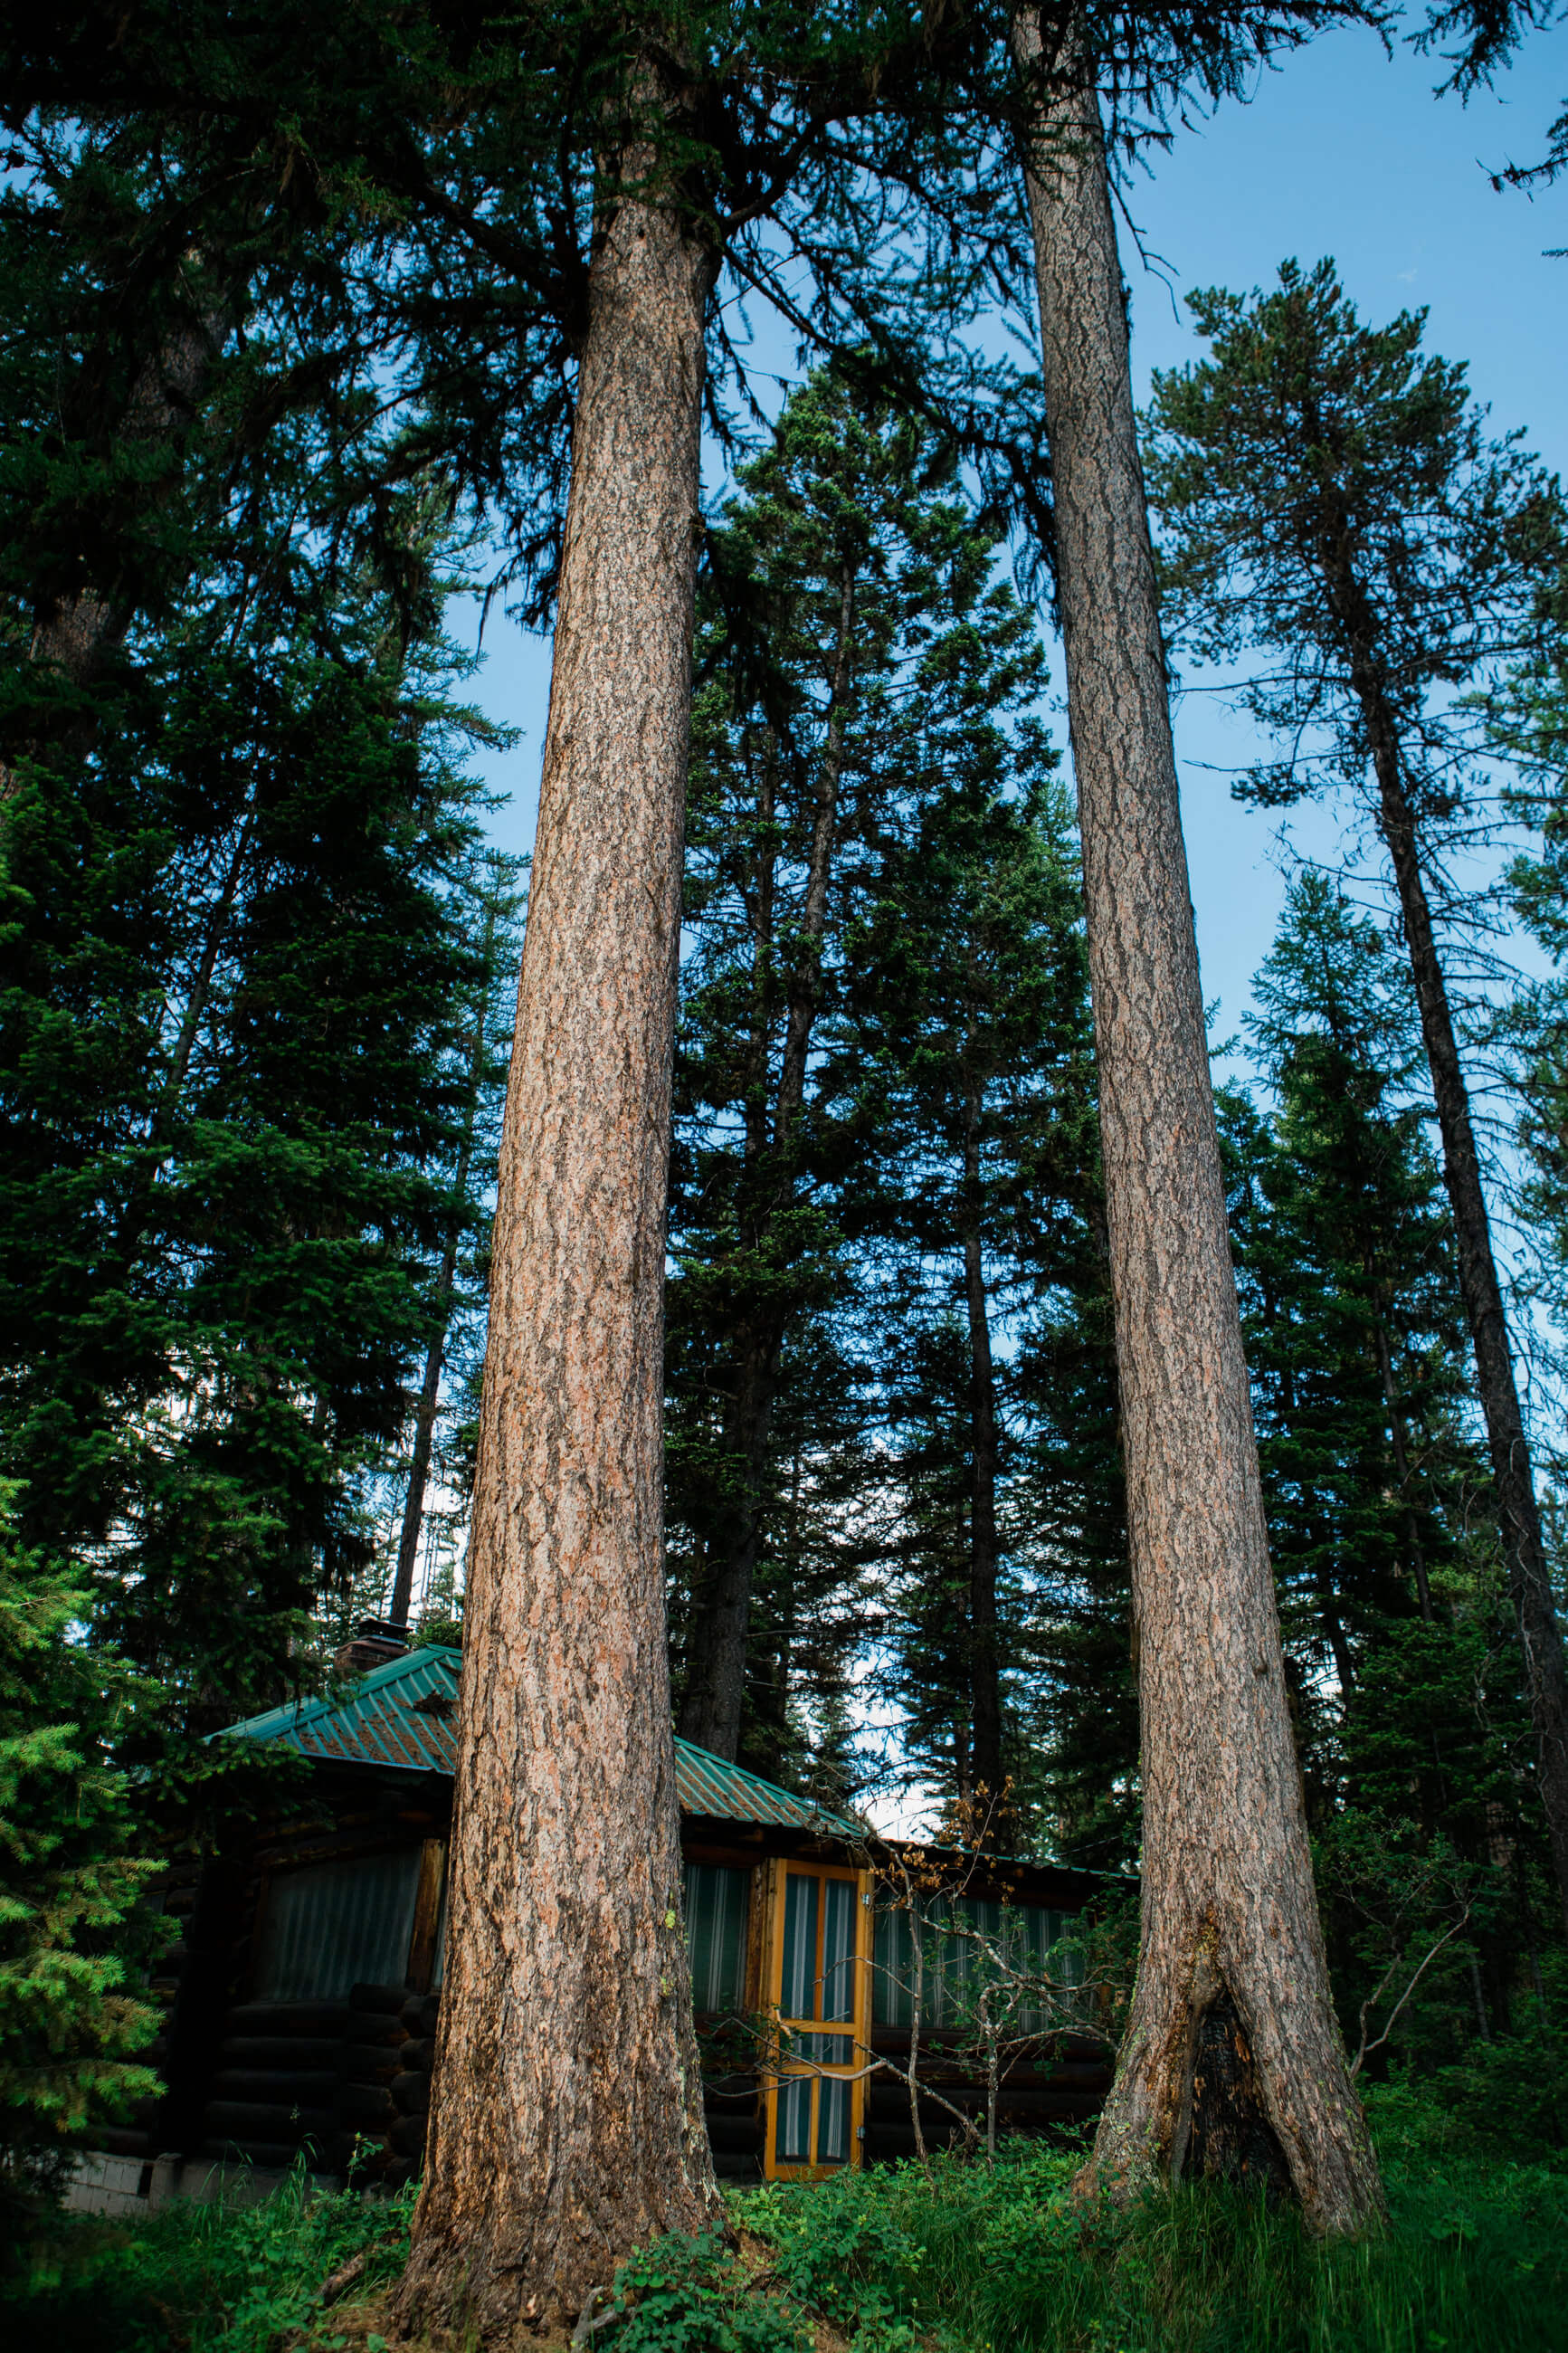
[{"x1": 762, "y1": 1861, "x2": 871, "y2": 2179}]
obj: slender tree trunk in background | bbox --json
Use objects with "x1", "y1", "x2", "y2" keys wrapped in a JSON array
[
  {"x1": 961, "y1": 1091, "x2": 1004, "y2": 1809},
  {"x1": 679, "y1": 569, "x2": 856, "y2": 1760},
  {"x1": 679, "y1": 1337, "x2": 772, "y2": 1755},
  {"x1": 1371, "y1": 1311, "x2": 1435, "y2": 1624},
  {"x1": 388, "y1": 929, "x2": 496, "y2": 1627},
  {"x1": 394, "y1": 129, "x2": 720, "y2": 2336},
  {"x1": 388, "y1": 1226, "x2": 460, "y2": 1628},
  {"x1": 1355, "y1": 688, "x2": 1568, "y2": 1940},
  {"x1": 3, "y1": 309, "x2": 225, "y2": 810},
  {"x1": 1011, "y1": 9, "x2": 1382, "y2": 2231}
]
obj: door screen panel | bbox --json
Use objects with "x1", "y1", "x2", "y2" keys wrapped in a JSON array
[
  {"x1": 780, "y1": 1872, "x2": 819, "y2": 2019},
  {"x1": 764, "y1": 1862, "x2": 870, "y2": 2179},
  {"x1": 822, "y1": 1879, "x2": 856, "y2": 2021},
  {"x1": 774, "y1": 2073, "x2": 813, "y2": 2164}
]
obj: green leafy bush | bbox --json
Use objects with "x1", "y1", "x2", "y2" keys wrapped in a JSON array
[
  {"x1": 609, "y1": 2229, "x2": 807, "y2": 2353},
  {"x1": 1361, "y1": 2010, "x2": 1568, "y2": 2169},
  {"x1": 0, "y1": 1498, "x2": 161, "y2": 2221}
]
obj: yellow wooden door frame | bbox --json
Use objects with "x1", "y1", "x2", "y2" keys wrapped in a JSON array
[{"x1": 760, "y1": 1858, "x2": 873, "y2": 2180}]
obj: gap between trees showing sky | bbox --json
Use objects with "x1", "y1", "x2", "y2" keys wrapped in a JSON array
[{"x1": 466, "y1": 21, "x2": 1568, "y2": 1058}]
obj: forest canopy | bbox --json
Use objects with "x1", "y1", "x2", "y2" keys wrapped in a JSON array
[{"x1": 3, "y1": 2, "x2": 1568, "y2": 2345}]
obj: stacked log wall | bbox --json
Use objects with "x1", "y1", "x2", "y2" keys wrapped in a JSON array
[
  {"x1": 97, "y1": 1782, "x2": 448, "y2": 2178},
  {"x1": 87, "y1": 1782, "x2": 1112, "y2": 2187}
]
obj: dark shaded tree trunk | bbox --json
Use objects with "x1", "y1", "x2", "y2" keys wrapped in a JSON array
[
  {"x1": 3, "y1": 300, "x2": 227, "y2": 835},
  {"x1": 394, "y1": 127, "x2": 721, "y2": 2336},
  {"x1": 1371, "y1": 1310, "x2": 1435, "y2": 1624},
  {"x1": 387, "y1": 935, "x2": 495, "y2": 1628},
  {"x1": 962, "y1": 1091, "x2": 1004, "y2": 1807},
  {"x1": 1354, "y1": 667, "x2": 1568, "y2": 1938},
  {"x1": 34, "y1": 310, "x2": 221, "y2": 672},
  {"x1": 679, "y1": 568, "x2": 855, "y2": 1759},
  {"x1": 1012, "y1": 11, "x2": 1382, "y2": 2232}
]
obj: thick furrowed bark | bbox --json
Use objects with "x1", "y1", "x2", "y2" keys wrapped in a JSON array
[
  {"x1": 1012, "y1": 13, "x2": 1382, "y2": 2234},
  {"x1": 393, "y1": 169, "x2": 720, "y2": 2340}
]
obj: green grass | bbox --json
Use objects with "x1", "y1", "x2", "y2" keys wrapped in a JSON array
[
  {"x1": 2, "y1": 2159, "x2": 414, "y2": 2353},
  {"x1": 731, "y1": 2134, "x2": 1568, "y2": 2353},
  {"x1": 5, "y1": 2120, "x2": 1568, "y2": 2353}
]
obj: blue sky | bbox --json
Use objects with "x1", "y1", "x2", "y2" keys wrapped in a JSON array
[
  {"x1": 470, "y1": 18, "x2": 1568, "y2": 1048},
  {"x1": 1129, "y1": 19, "x2": 1568, "y2": 1039}
]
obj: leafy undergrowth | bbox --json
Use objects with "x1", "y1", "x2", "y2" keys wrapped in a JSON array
[
  {"x1": 730, "y1": 2127, "x2": 1568, "y2": 2353},
  {"x1": 7, "y1": 2108, "x2": 1568, "y2": 2353},
  {"x1": 2, "y1": 2162, "x2": 416, "y2": 2353}
]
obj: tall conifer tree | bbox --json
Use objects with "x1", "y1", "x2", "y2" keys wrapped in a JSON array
[
  {"x1": 842, "y1": 770, "x2": 1107, "y2": 1840},
  {"x1": 1145, "y1": 258, "x2": 1568, "y2": 1942}
]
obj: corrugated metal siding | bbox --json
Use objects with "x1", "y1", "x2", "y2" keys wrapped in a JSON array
[
  {"x1": 683, "y1": 1863, "x2": 748, "y2": 2009},
  {"x1": 252, "y1": 1848, "x2": 423, "y2": 2001},
  {"x1": 872, "y1": 1900, "x2": 1081, "y2": 2034},
  {"x1": 222, "y1": 1649, "x2": 859, "y2": 1835}
]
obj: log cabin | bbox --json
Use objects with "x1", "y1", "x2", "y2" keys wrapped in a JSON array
[{"x1": 100, "y1": 1626, "x2": 1110, "y2": 2197}]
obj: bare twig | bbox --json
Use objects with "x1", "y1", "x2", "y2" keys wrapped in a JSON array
[{"x1": 1350, "y1": 1905, "x2": 1473, "y2": 2079}]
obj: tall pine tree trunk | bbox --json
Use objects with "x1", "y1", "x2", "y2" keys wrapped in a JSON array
[
  {"x1": 1302, "y1": 442, "x2": 1568, "y2": 1929},
  {"x1": 394, "y1": 119, "x2": 720, "y2": 2335},
  {"x1": 1012, "y1": 10, "x2": 1381, "y2": 2231},
  {"x1": 1359, "y1": 689, "x2": 1568, "y2": 1937},
  {"x1": 679, "y1": 569, "x2": 855, "y2": 1759}
]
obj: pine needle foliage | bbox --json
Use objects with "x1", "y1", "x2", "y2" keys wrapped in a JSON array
[{"x1": 0, "y1": 1493, "x2": 159, "y2": 2215}]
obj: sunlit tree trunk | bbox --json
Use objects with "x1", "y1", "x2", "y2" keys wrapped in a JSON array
[
  {"x1": 1011, "y1": 7, "x2": 1382, "y2": 2233},
  {"x1": 394, "y1": 110, "x2": 721, "y2": 2335}
]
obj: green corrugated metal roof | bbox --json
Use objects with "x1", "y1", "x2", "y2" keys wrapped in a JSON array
[{"x1": 220, "y1": 1644, "x2": 859, "y2": 1837}]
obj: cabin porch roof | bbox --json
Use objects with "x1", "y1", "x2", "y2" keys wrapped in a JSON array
[{"x1": 218, "y1": 1643, "x2": 862, "y2": 1837}]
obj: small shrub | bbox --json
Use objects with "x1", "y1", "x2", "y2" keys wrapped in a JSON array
[
  {"x1": 610, "y1": 2229, "x2": 808, "y2": 2353},
  {"x1": 1362, "y1": 2014, "x2": 1568, "y2": 2169}
]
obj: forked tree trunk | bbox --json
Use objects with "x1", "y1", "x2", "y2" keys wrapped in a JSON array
[
  {"x1": 1012, "y1": 12, "x2": 1382, "y2": 2233},
  {"x1": 392, "y1": 144, "x2": 721, "y2": 2338}
]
